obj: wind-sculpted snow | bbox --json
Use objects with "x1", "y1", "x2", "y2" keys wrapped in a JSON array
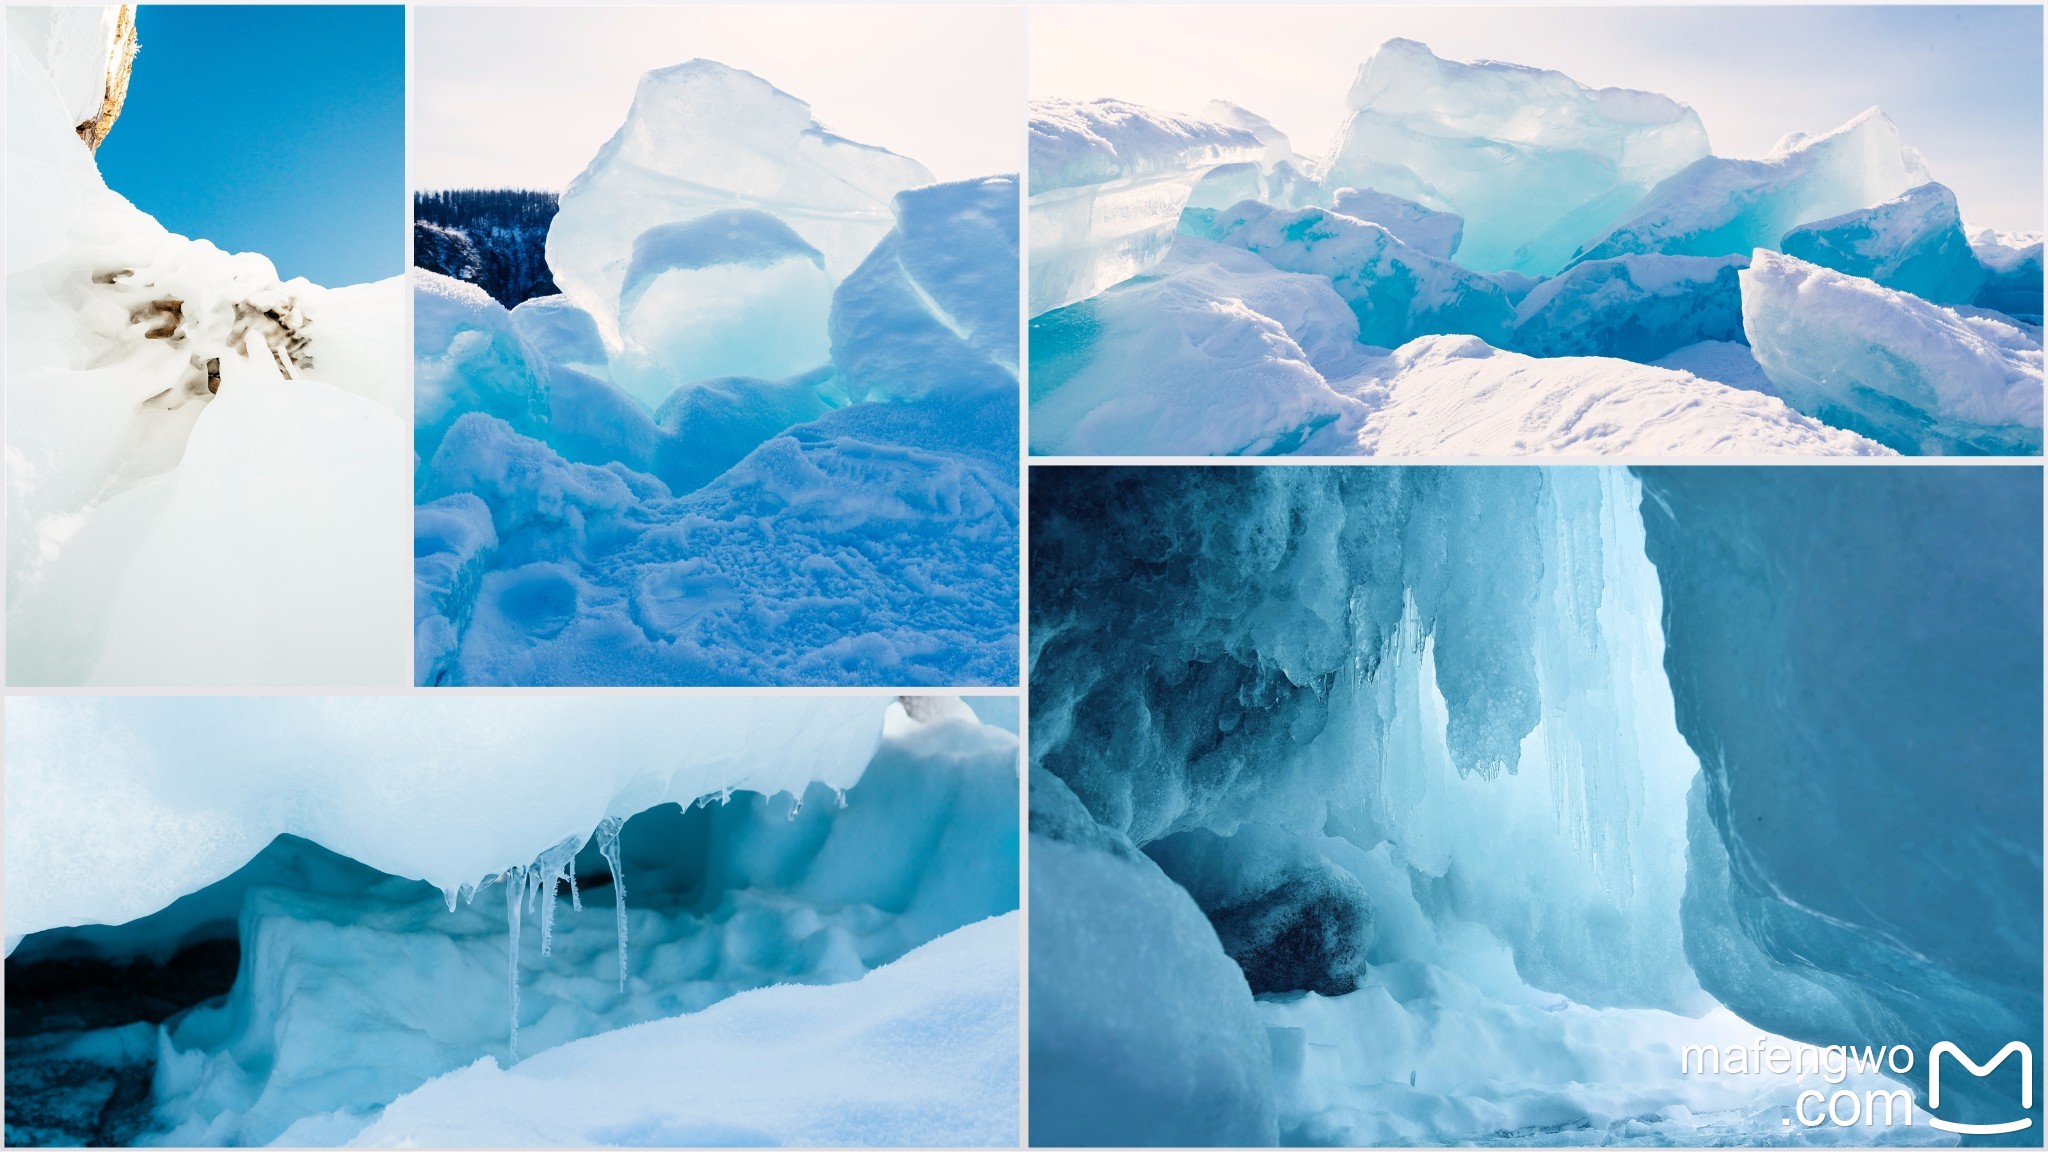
[
  {"x1": 1578, "y1": 109, "x2": 1932, "y2": 265},
  {"x1": 1779, "y1": 183, "x2": 1983, "y2": 306},
  {"x1": 1029, "y1": 464, "x2": 2037, "y2": 1144},
  {"x1": 1323, "y1": 39, "x2": 1710, "y2": 276},
  {"x1": 546, "y1": 59, "x2": 931, "y2": 358},
  {"x1": 1199, "y1": 201, "x2": 1513, "y2": 348},
  {"x1": 1741, "y1": 250, "x2": 2044, "y2": 454},
  {"x1": 1971, "y1": 229, "x2": 2045, "y2": 322},
  {"x1": 4, "y1": 697, "x2": 1022, "y2": 1146},
  {"x1": 1028, "y1": 98, "x2": 1263, "y2": 315},
  {"x1": 1327, "y1": 188, "x2": 1464, "y2": 260},
  {"x1": 1513, "y1": 254, "x2": 1748, "y2": 362},
  {"x1": 1639, "y1": 466, "x2": 2043, "y2": 1137},
  {"x1": 5, "y1": 12, "x2": 409, "y2": 685}
]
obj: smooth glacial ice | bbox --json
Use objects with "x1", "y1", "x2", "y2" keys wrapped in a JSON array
[{"x1": 1029, "y1": 98, "x2": 1262, "y2": 315}]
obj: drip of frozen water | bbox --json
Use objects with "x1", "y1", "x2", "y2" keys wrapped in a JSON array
[
  {"x1": 596, "y1": 816, "x2": 628, "y2": 991},
  {"x1": 503, "y1": 866, "x2": 525, "y2": 1061}
]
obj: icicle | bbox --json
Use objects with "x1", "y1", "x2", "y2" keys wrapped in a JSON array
[
  {"x1": 597, "y1": 817, "x2": 628, "y2": 991},
  {"x1": 834, "y1": 786, "x2": 848, "y2": 810},
  {"x1": 566, "y1": 865, "x2": 582, "y2": 913},
  {"x1": 787, "y1": 793, "x2": 803, "y2": 820},
  {"x1": 442, "y1": 886, "x2": 459, "y2": 914},
  {"x1": 504, "y1": 866, "x2": 525, "y2": 1061}
]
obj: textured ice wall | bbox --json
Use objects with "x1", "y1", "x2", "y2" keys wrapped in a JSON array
[
  {"x1": 1639, "y1": 466, "x2": 2043, "y2": 1140},
  {"x1": 1322, "y1": 39, "x2": 1709, "y2": 275},
  {"x1": 1031, "y1": 467, "x2": 1706, "y2": 1010}
]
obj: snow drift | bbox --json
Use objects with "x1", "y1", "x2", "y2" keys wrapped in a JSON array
[{"x1": 6, "y1": 5, "x2": 410, "y2": 685}]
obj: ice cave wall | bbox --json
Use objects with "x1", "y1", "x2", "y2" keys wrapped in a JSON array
[
  {"x1": 1640, "y1": 466, "x2": 2044, "y2": 1137},
  {"x1": 1030, "y1": 465, "x2": 2043, "y2": 1142}
]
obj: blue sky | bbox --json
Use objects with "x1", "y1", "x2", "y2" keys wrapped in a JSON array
[
  {"x1": 97, "y1": 5, "x2": 404, "y2": 286},
  {"x1": 1035, "y1": 5, "x2": 2044, "y2": 231}
]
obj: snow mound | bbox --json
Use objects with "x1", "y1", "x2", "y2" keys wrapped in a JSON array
[
  {"x1": 1028, "y1": 97, "x2": 1262, "y2": 315},
  {"x1": 1779, "y1": 182, "x2": 1983, "y2": 305},
  {"x1": 1578, "y1": 108, "x2": 1931, "y2": 265},
  {"x1": 6, "y1": 10, "x2": 409, "y2": 685},
  {"x1": 350, "y1": 913, "x2": 1020, "y2": 1148},
  {"x1": 1323, "y1": 38, "x2": 1709, "y2": 275},
  {"x1": 1513, "y1": 253, "x2": 1748, "y2": 362},
  {"x1": 1741, "y1": 249, "x2": 2043, "y2": 454}
]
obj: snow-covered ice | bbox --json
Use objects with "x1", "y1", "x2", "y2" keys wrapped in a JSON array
[
  {"x1": 1578, "y1": 108, "x2": 1931, "y2": 265},
  {"x1": 1779, "y1": 182, "x2": 1983, "y2": 306},
  {"x1": 1741, "y1": 249, "x2": 2043, "y2": 454},
  {"x1": 1513, "y1": 253, "x2": 1748, "y2": 362},
  {"x1": 1025, "y1": 40, "x2": 2038, "y2": 456},
  {"x1": 6, "y1": 6, "x2": 410, "y2": 684}
]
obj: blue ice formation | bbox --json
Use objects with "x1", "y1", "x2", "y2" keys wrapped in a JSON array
[
  {"x1": 1639, "y1": 466, "x2": 2042, "y2": 1143},
  {"x1": 1779, "y1": 183, "x2": 1984, "y2": 306},
  {"x1": 5, "y1": 698, "x2": 1022, "y2": 1146},
  {"x1": 1028, "y1": 465, "x2": 2042, "y2": 1145},
  {"x1": 1513, "y1": 254, "x2": 1748, "y2": 362},
  {"x1": 1741, "y1": 251, "x2": 2043, "y2": 454},
  {"x1": 1025, "y1": 41, "x2": 2041, "y2": 457},
  {"x1": 415, "y1": 62, "x2": 1019, "y2": 686},
  {"x1": 1972, "y1": 230, "x2": 2046, "y2": 322},
  {"x1": 1577, "y1": 108, "x2": 1931, "y2": 265},
  {"x1": 1327, "y1": 187, "x2": 1464, "y2": 260},
  {"x1": 1322, "y1": 39, "x2": 1710, "y2": 276},
  {"x1": 1030, "y1": 98, "x2": 1263, "y2": 315},
  {"x1": 1198, "y1": 201, "x2": 1513, "y2": 348}
]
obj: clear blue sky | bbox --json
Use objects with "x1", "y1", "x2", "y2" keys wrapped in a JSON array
[{"x1": 97, "y1": 5, "x2": 404, "y2": 287}]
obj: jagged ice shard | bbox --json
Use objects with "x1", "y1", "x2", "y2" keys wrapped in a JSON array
[
  {"x1": 1578, "y1": 108, "x2": 1932, "y2": 265},
  {"x1": 1321, "y1": 39, "x2": 1711, "y2": 276},
  {"x1": 546, "y1": 59, "x2": 932, "y2": 385},
  {"x1": 1028, "y1": 465, "x2": 2042, "y2": 1145},
  {"x1": 5, "y1": 6, "x2": 410, "y2": 685},
  {"x1": 1029, "y1": 98, "x2": 1263, "y2": 315},
  {"x1": 1778, "y1": 182, "x2": 1984, "y2": 306}
]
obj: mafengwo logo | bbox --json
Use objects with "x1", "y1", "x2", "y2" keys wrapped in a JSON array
[{"x1": 1680, "y1": 1039, "x2": 2036, "y2": 1133}]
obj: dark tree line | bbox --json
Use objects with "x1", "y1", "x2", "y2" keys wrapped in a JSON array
[{"x1": 413, "y1": 189, "x2": 561, "y2": 307}]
